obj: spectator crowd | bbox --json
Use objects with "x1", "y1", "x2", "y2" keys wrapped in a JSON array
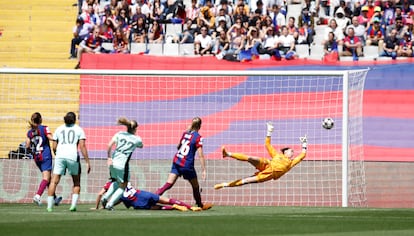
[{"x1": 71, "y1": 0, "x2": 414, "y2": 67}]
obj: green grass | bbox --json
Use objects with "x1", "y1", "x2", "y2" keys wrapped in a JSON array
[{"x1": 1, "y1": 204, "x2": 414, "y2": 236}]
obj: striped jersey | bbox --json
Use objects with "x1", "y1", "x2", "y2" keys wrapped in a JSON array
[
  {"x1": 26, "y1": 125, "x2": 52, "y2": 162},
  {"x1": 173, "y1": 130, "x2": 203, "y2": 168}
]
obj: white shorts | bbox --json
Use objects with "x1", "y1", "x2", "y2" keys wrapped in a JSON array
[
  {"x1": 109, "y1": 165, "x2": 129, "y2": 184},
  {"x1": 53, "y1": 158, "x2": 80, "y2": 176}
]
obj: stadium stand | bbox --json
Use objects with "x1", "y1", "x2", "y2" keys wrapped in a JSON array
[
  {"x1": 0, "y1": 0, "x2": 80, "y2": 156},
  {"x1": 0, "y1": 0, "x2": 78, "y2": 69},
  {"x1": 1, "y1": 0, "x2": 412, "y2": 67}
]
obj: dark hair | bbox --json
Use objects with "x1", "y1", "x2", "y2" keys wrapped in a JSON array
[
  {"x1": 280, "y1": 147, "x2": 291, "y2": 154},
  {"x1": 64, "y1": 112, "x2": 76, "y2": 125},
  {"x1": 76, "y1": 17, "x2": 84, "y2": 25},
  {"x1": 28, "y1": 112, "x2": 42, "y2": 129},
  {"x1": 190, "y1": 117, "x2": 202, "y2": 131}
]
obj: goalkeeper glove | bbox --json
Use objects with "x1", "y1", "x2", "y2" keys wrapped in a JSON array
[
  {"x1": 266, "y1": 121, "x2": 274, "y2": 137},
  {"x1": 300, "y1": 135, "x2": 307, "y2": 152}
]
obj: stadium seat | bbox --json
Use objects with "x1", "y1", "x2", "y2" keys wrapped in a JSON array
[
  {"x1": 339, "y1": 55, "x2": 355, "y2": 61},
  {"x1": 362, "y1": 45, "x2": 379, "y2": 60},
  {"x1": 147, "y1": 43, "x2": 164, "y2": 55},
  {"x1": 295, "y1": 44, "x2": 310, "y2": 58},
  {"x1": 165, "y1": 23, "x2": 183, "y2": 39},
  {"x1": 164, "y1": 43, "x2": 180, "y2": 56},
  {"x1": 259, "y1": 54, "x2": 271, "y2": 60},
  {"x1": 179, "y1": 43, "x2": 195, "y2": 56},
  {"x1": 309, "y1": 44, "x2": 324, "y2": 60},
  {"x1": 130, "y1": 43, "x2": 148, "y2": 54},
  {"x1": 312, "y1": 33, "x2": 325, "y2": 46},
  {"x1": 337, "y1": 44, "x2": 343, "y2": 54},
  {"x1": 102, "y1": 43, "x2": 114, "y2": 52}
]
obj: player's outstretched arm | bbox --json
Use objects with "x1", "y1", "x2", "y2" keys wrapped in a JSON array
[
  {"x1": 265, "y1": 121, "x2": 278, "y2": 157},
  {"x1": 291, "y1": 135, "x2": 308, "y2": 168},
  {"x1": 266, "y1": 121, "x2": 274, "y2": 137},
  {"x1": 300, "y1": 134, "x2": 307, "y2": 153}
]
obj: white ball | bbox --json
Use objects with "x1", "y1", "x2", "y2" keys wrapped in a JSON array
[{"x1": 322, "y1": 117, "x2": 334, "y2": 130}]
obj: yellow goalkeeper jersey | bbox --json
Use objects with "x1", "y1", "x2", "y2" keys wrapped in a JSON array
[{"x1": 265, "y1": 137, "x2": 306, "y2": 173}]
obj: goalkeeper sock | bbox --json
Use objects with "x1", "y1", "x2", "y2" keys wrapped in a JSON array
[
  {"x1": 228, "y1": 179, "x2": 243, "y2": 187},
  {"x1": 156, "y1": 182, "x2": 173, "y2": 195},
  {"x1": 169, "y1": 198, "x2": 191, "y2": 209},
  {"x1": 230, "y1": 153, "x2": 249, "y2": 161}
]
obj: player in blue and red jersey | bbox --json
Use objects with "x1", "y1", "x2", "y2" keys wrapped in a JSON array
[
  {"x1": 120, "y1": 182, "x2": 201, "y2": 211},
  {"x1": 155, "y1": 117, "x2": 212, "y2": 210},
  {"x1": 93, "y1": 180, "x2": 201, "y2": 211},
  {"x1": 25, "y1": 112, "x2": 62, "y2": 206}
]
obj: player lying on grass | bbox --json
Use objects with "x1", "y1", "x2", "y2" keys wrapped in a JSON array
[
  {"x1": 214, "y1": 122, "x2": 307, "y2": 189},
  {"x1": 94, "y1": 180, "x2": 202, "y2": 211}
]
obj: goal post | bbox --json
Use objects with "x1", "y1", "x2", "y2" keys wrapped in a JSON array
[{"x1": 0, "y1": 68, "x2": 368, "y2": 207}]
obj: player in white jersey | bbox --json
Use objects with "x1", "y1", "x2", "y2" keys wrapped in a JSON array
[
  {"x1": 46, "y1": 112, "x2": 91, "y2": 212},
  {"x1": 101, "y1": 117, "x2": 143, "y2": 210}
]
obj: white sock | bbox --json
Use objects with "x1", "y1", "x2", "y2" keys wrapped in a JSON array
[
  {"x1": 106, "y1": 188, "x2": 124, "y2": 208},
  {"x1": 71, "y1": 194, "x2": 79, "y2": 208},
  {"x1": 102, "y1": 182, "x2": 118, "y2": 201},
  {"x1": 47, "y1": 196, "x2": 54, "y2": 209}
]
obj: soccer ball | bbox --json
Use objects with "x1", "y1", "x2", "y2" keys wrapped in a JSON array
[{"x1": 322, "y1": 117, "x2": 334, "y2": 130}]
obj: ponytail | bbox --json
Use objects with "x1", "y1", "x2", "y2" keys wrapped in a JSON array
[
  {"x1": 117, "y1": 117, "x2": 138, "y2": 133},
  {"x1": 190, "y1": 117, "x2": 202, "y2": 131}
]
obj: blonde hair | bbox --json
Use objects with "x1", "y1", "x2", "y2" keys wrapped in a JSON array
[{"x1": 118, "y1": 117, "x2": 138, "y2": 133}]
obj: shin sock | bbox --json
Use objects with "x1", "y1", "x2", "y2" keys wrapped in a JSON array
[
  {"x1": 230, "y1": 153, "x2": 249, "y2": 161},
  {"x1": 37, "y1": 179, "x2": 49, "y2": 196},
  {"x1": 156, "y1": 182, "x2": 173, "y2": 195},
  {"x1": 169, "y1": 198, "x2": 192, "y2": 209}
]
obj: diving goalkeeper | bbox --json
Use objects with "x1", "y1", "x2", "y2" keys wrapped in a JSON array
[{"x1": 214, "y1": 122, "x2": 307, "y2": 189}]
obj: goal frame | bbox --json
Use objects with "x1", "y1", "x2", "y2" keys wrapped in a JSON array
[{"x1": 0, "y1": 68, "x2": 368, "y2": 207}]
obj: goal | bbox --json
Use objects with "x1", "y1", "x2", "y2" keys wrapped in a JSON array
[{"x1": 0, "y1": 68, "x2": 368, "y2": 207}]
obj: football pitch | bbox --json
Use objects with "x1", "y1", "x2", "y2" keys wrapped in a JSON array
[{"x1": 1, "y1": 204, "x2": 414, "y2": 236}]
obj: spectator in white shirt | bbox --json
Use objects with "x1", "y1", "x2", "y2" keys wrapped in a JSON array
[{"x1": 194, "y1": 26, "x2": 213, "y2": 55}]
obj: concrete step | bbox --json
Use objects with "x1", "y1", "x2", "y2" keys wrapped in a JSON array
[
  {"x1": 0, "y1": 20, "x2": 73, "y2": 31},
  {"x1": 0, "y1": 2, "x2": 77, "y2": 10},
  {"x1": 0, "y1": 41, "x2": 68, "y2": 52},
  {"x1": 0, "y1": 9, "x2": 75, "y2": 21},
  {"x1": 0, "y1": 31, "x2": 71, "y2": 42},
  {"x1": 0, "y1": 60, "x2": 77, "y2": 69}
]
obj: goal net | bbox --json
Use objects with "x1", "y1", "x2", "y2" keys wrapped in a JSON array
[{"x1": 0, "y1": 68, "x2": 368, "y2": 207}]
